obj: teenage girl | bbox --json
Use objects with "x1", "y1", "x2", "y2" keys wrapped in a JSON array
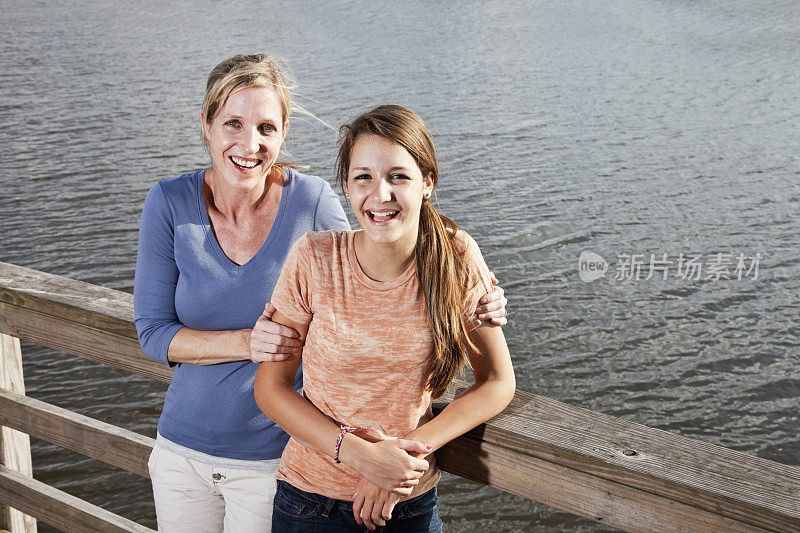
[{"x1": 254, "y1": 104, "x2": 515, "y2": 532}]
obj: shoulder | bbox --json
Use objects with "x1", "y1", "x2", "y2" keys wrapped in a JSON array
[
  {"x1": 284, "y1": 167, "x2": 335, "y2": 198},
  {"x1": 154, "y1": 169, "x2": 202, "y2": 196},
  {"x1": 301, "y1": 229, "x2": 349, "y2": 255},
  {"x1": 452, "y1": 228, "x2": 481, "y2": 259},
  {"x1": 452, "y1": 228, "x2": 490, "y2": 286},
  {"x1": 145, "y1": 169, "x2": 203, "y2": 211},
  {"x1": 450, "y1": 228, "x2": 493, "y2": 318},
  {"x1": 138, "y1": 171, "x2": 204, "y2": 245},
  {"x1": 282, "y1": 168, "x2": 345, "y2": 229},
  {"x1": 285, "y1": 230, "x2": 349, "y2": 276}
]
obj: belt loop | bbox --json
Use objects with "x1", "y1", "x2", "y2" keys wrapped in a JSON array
[{"x1": 322, "y1": 497, "x2": 337, "y2": 517}]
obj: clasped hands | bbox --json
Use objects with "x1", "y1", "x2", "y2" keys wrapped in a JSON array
[{"x1": 339, "y1": 431, "x2": 432, "y2": 530}]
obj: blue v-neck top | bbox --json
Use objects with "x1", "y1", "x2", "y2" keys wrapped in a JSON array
[{"x1": 134, "y1": 168, "x2": 349, "y2": 459}]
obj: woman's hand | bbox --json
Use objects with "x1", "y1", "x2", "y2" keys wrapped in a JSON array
[
  {"x1": 339, "y1": 435, "x2": 430, "y2": 495},
  {"x1": 249, "y1": 302, "x2": 302, "y2": 362},
  {"x1": 472, "y1": 272, "x2": 508, "y2": 327},
  {"x1": 352, "y1": 477, "x2": 401, "y2": 530}
]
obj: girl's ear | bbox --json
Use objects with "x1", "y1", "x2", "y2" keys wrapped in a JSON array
[{"x1": 423, "y1": 172, "x2": 435, "y2": 198}]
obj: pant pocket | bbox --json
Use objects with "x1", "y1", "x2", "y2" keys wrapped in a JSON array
[
  {"x1": 147, "y1": 444, "x2": 161, "y2": 477},
  {"x1": 273, "y1": 483, "x2": 324, "y2": 520},
  {"x1": 395, "y1": 488, "x2": 439, "y2": 519}
]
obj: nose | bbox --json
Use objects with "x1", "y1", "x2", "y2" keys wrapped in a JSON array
[
  {"x1": 373, "y1": 178, "x2": 393, "y2": 203},
  {"x1": 241, "y1": 127, "x2": 261, "y2": 154}
]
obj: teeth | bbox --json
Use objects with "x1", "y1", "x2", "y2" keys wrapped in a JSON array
[
  {"x1": 370, "y1": 211, "x2": 397, "y2": 220},
  {"x1": 231, "y1": 156, "x2": 258, "y2": 168}
]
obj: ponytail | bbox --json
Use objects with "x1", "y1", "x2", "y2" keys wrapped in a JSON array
[{"x1": 416, "y1": 199, "x2": 471, "y2": 398}]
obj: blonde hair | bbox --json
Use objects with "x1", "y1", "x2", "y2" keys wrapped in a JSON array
[
  {"x1": 202, "y1": 53, "x2": 299, "y2": 169},
  {"x1": 335, "y1": 105, "x2": 470, "y2": 398}
]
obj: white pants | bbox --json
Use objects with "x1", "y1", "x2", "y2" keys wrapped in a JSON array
[{"x1": 148, "y1": 444, "x2": 279, "y2": 533}]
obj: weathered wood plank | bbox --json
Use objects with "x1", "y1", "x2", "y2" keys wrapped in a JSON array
[
  {"x1": 0, "y1": 303, "x2": 171, "y2": 384},
  {"x1": 0, "y1": 388, "x2": 153, "y2": 479},
  {"x1": 435, "y1": 382, "x2": 800, "y2": 532},
  {"x1": 437, "y1": 434, "x2": 772, "y2": 533},
  {"x1": 0, "y1": 262, "x2": 170, "y2": 383},
  {"x1": 0, "y1": 465, "x2": 154, "y2": 533},
  {"x1": 0, "y1": 334, "x2": 37, "y2": 533},
  {"x1": 0, "y1": 263, "x2": 135, "y2": 338}
]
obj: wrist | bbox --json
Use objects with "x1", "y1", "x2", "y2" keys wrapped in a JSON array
[
  {"x1": 240, "y1": 329, "x2": 252, "y2": 357},
  {"x1": 405, "y1": 431, "x2": 435, "y2": 458},
  {"x1": 337, "y1": 432, "x2": 367, "y2": 468}
]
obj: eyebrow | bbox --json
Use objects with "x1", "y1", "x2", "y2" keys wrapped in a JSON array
[
  {"x1": 350, "y1": 166, "x2": 414, "y2": 172},
  {"x1": 221, "y1": 114, "x2": 277, "y2": 123}
]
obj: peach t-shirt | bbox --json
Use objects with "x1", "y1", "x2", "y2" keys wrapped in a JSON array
[{"x1": 270, "y1": 229, "x2": 492, "y2": 500}]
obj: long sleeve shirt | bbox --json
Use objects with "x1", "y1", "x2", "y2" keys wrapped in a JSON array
[{"x1": 134, "y1": 168, "x2": 349, "y2": 459}]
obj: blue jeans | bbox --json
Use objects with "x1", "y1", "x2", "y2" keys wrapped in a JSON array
[{"x1": 272, "y1": 480, "x2": 442, "y2": 532}]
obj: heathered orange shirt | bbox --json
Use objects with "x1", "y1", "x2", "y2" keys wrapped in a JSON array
[{"x1": 270, "y1": 229, "x2": 492, "y2": 500}]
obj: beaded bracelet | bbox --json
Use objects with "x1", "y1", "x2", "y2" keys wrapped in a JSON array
[{"x1": 334, "y1": 425, "x2": 358, "y2": 463}]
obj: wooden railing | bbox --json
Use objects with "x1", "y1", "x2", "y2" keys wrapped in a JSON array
[{"x1": 0, "y1": 260, "x2": 798, "y2": 533}]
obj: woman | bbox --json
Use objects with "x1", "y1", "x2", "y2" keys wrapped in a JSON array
[
  {"x1": 134, "y1": 54, "x2": 507, "y2": 532},
  {"x1": 255, "y1": 105, "x2": 516, "y2": 532}
]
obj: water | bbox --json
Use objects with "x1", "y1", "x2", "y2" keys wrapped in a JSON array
[{"x1": 1, "y1": 1, "x2": 799, "y2": 531}]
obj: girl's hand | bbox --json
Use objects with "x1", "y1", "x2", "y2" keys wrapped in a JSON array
[
  {"x1": 249, "y1": 302, "x2": 302, "y2": 362},
  {"x1": 352, "y1": 478, "x2": 401, "y2": 530},
  {"x1": 472, "y1": 272, "x2": 508, "y2": 326},
  {"x1": 340, "y1": 435, "x2": 430, "y2": 495}
]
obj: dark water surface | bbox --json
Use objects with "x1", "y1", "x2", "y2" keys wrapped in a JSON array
[{"x1": 1, "y1": 1, "x2": 799, "y2": 531}]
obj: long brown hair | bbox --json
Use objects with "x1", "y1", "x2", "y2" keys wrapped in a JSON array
[{"x1": 335, "y1": 105, "x2": 470, "y2": 398}]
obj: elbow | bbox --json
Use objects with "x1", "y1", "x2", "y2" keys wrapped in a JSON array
[
  {"x1": 253, "y1": 364, "x2": 283, "y2": 419},
  {"x1": 491, "y1": 371, "x2": 516, "y2": 414},
  {"x1": 506, "y1": 368, "x2": 516, "y2": 394},
  {"x1": 254, "y1": 375, "x2": 270, "y2": 415},
  {"x1": 498, "y1": 354, "x2": 517, "y2": 410},
  {"x1": 134, "y1": 319, "x2": 180, "y2": 366},
  {"x1": 500, "y1": 375, "x2": 516, "y2": 411},
  {"x1": 135, "y1": 324, "x2": 160, "y2": 360},
  {"x1": 474, "y1": 373, "x2": 516, "y2": 420},
  {"x1": 499, "y1": 366, "x2": 516, "y2": 409}
]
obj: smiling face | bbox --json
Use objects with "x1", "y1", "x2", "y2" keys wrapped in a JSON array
[
  {"x1": 203, "y1": 86, "x2": 287, "y2": 191},
  {"x1": 346, "y1": 134, "x2": 434, "y2": 250}
]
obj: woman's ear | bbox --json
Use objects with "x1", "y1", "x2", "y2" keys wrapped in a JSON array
[{"x1": 200, "y1": 112, "x2": 210, "y2": 144}]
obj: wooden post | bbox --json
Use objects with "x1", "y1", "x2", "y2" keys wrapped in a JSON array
[{"x1": 0, "y1": 334, "x2": 37, "y2": 533}]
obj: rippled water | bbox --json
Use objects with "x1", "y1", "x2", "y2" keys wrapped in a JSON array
[{"x1": 1, "y1": 1, "x2": 799, "y2": 531}]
